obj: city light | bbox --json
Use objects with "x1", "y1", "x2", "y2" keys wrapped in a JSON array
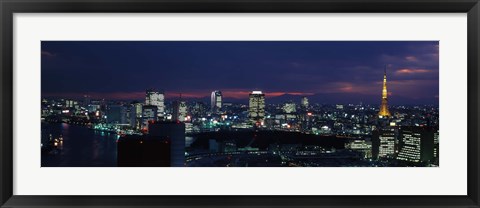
[{"x1": 41, "y1": 41, "x2": 439, "y2": 168}]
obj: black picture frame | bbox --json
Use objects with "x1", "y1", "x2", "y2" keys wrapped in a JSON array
[{"x1": 1, "y1": 0, "x2": 479, "y2": 207}]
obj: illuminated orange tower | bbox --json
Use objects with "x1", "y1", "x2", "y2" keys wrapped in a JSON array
[{"x1": 379, "y1": 66, "x2": 391, "y2": 117}]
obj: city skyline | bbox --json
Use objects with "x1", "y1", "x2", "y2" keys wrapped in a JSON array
[
  {"x1": 41, "y1": 41, "x2": 439, "y2": 105},
  {"x1": 41, "y1": 41, "x2": 439, "y2": 167}
]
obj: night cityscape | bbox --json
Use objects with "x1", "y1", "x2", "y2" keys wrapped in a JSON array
[{"x1": 41, "y1": 41, "x2": 439, "y2": 167}]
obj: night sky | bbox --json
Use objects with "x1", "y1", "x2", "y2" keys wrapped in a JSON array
[{"x1": 41, "y1": 41, "x2": 439, "y2": 105}]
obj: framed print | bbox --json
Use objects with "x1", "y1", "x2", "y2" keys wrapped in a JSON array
[{"x1": 1, "y1": 0, "x2": 479, "y2": 207}]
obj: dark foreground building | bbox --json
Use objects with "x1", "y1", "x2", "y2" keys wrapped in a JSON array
[
  {"x1": 117, "y1": 121, "x2": 186, "y2": 167},
  {"x1": 397, "y1": 126, "x2": 435, "y2": 163},
  {"x1": 372, "y1": 128, "x2": 397, "y2": 160},
  {"x1": 117, "y1": 135, "x2": 170, "y2": 167},
  {"x1": 372, "y1": 126, "x2": 435, "y2": 165},
  {"x1": 148, "y1": 121, "x2": 186, "y2": 167}
]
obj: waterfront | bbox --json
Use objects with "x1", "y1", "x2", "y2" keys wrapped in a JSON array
[
  {"x1": 41, "y1": 122, "x2": 198, "y2": 167},
  {"x1": 41, "y1": 122, "x2": 118, "y2": 167}
]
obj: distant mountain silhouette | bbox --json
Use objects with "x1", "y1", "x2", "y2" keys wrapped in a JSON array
[
  {"x1": 116, "y1": 92, "x2": 437, "y2": 106},
  {"x1": 222, "y1": 93, "x2": 437, "y2": 106}
]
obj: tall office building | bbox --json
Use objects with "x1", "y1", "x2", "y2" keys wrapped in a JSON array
[
  {"x1": 378, "y1": 66, "x2": 391, "y2": 117},
  {"x1": 129, "y1": 102, "x2": 143, "y2": 129},
  {"x1": 211, "y1": 90, "x2": 222, "y2": 112},
  {"x1": 173, "y1": 100, "x2": 188, "y2": 122},
  {"x1": 83, "y1": 95, "x2": 91, "y2": 107},
  {"x1": 372, "y1": 128, "x2": 397, "y2": 159},
  {"x1": 434, "y1": 129, "x2": 439, "y2": 159},
  {"x1": 133, "y1": 102, "x2": 143, "y2": 116},
  {"x1": 106, "y1": 105, "x2": 128, "y2": 125},
  {"x1": 248, "y1": 91, "x2": 265, "y2": 124},
  {"x1": 397, "y1": 127, "x2": 435, "y2": 163},
  {"x1": 141, "y1": 105, "x2": 158, "y2": 130},
  {"x1": 145, "y1": 88, "x2": 165, "y2": 118},
  {"x1": 301, "y1": 96, "x2": 309, "y2": 110}
]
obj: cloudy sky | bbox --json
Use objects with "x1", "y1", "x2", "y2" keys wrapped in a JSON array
[{"x1": 41, "y1": 41, "x2": 439, "y2": 105}]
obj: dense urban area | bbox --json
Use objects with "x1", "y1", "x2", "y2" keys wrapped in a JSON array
[{"x1": 41, "y1": 70, "x2": 439, "y2": 167}]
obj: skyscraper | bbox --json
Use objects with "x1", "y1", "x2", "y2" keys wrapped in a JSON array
[
  {"x1": 172, "y1": 100, "x2": 188, "y2": 122},
  {"x1": 378, "y1": 66, "x2": 391, "y2": 117},
  {"x1": 145, "y1": 89, "x2": 165, "y2": 119},
  {"x1": 141, "y1": 105, "x2": 158, "y2": 130},
  {"x1": 106, "y1": 105, "x2": 128, "y2": 125},
  {"x1": 248, "y1": 91, "x2": 265, "y2": 124},
  {"x1": 133, "y1": 102, "x2": 143, "y2": 116},
  {"x1": 301, "y1": 96, "x2": 309, "y2": 110},
  {"x1": 434, "y1": 129, "x2": 439, "y2": 159},
  {"x1": 210, "y1": 90, "x2": 222, "y2": 112},
  {"x1": 129, "y1": 102, "x2": 143, "y2": 130},
  {"x1": 397, "y1": 127, "x2": 435, "y2": 163},
  {"x1": 372, "y1": 128, "x2": 397, "y2": 159}
]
